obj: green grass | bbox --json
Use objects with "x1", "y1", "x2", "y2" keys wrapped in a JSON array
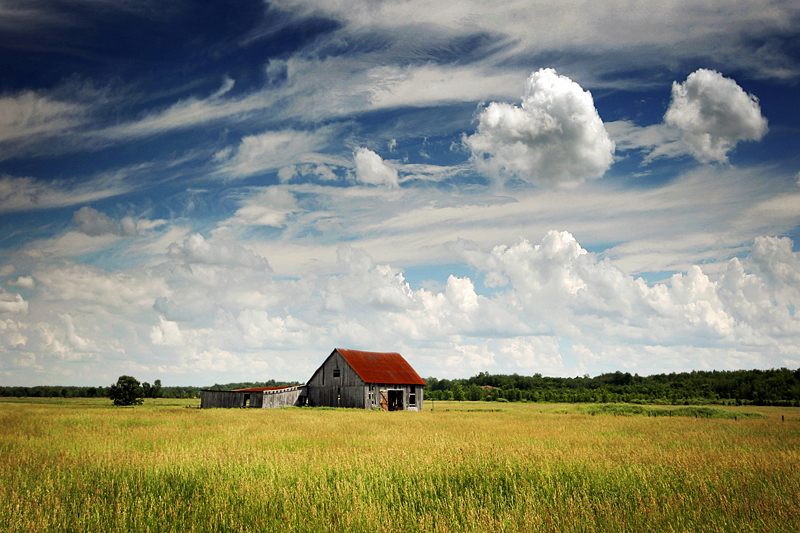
[
  {"x1": 573, "y1": 403, "x2": 766, "y2": 419},
  {"x1": 1, "y1": 398, "x2": 798, "y2": 532}
]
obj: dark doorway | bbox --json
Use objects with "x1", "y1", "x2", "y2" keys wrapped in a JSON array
[{"x1": 387, "y1": 389, "x2": 403, "y2": 411}]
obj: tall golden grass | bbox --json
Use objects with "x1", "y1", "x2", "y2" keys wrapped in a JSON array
[{"x1": 1, "y1": 398, "x2": 798, "y2": 532}]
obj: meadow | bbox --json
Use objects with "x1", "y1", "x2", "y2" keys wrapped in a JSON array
[{"x1": 1, "y1": 398, "x2": 798, "y2": 532}]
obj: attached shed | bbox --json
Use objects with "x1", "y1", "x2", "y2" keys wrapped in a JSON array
[
  {"x1": 306, "y1": 348, "x2": 426, "y2": 410},
  {"x1": 200, "y1": 385, "x2": 306, "y2": 409}
]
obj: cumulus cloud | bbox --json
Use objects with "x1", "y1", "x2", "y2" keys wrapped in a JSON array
[
  {"x1": 0, "y1": 291, "x2": 28, "y2": 314},
  {"x1": 460, "y1": 230, "x2": 800, "y2": 349},
  {"x1": 746, "y1": 235, "x2": 800, "y2": 303},
  {"x1": 167, "y1": 233, "x2": 272, "y2": 271},
  {"x1": 4, "y1": 223, "x2": 800, "y2": 383},
  {"x1": 353, "y1": 148, "x2": 399, "y2": 187},
  {"x1": 464, "y1": 68, "x2": 615, "y2": 185},
  {"x1": 73, "y1": 206, "x2": 117, "y2": 236},
  {"x1": 60, "y1": 313, "x2": 98, "y2": 352},
  {"x1": 664, "y1": 69, "x2": 768, "y2": 163},
  {"x1": 150, "y1": 316, "x2": 184, "y2": 346},
  {"x1": 8, "y1": 276, "x2": 34, "y2": 289},
  {"x1": 73, "y1": 206, "x2": 138, "y2": 237},
  {"x1": 34, "y1": 263, "x2": 170, "y2": 309}
]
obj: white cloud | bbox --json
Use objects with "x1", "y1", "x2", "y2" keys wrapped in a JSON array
[
  {"x1": 60, "y1": 313, "x2": 98, "y2": 352},
  {"x1": 167, "y1": 233, "x2": 272, "y2": 271},
  {"x1": 218, "y1": 129, "x2": 343, "y2": 178},
  {"x1": 94, "y1": 78, "x2": 274, "y2": 142},
  {"x1": 0, "y1": 175, "x2": 129, "y2": 213},
  {"x1": 747, "y1": 235, "x2": 800, "y2": 304},
  {"x1": 34, "y1": 263, "x2": 170, "y2": 310},
  {"x1": 605, "y1": 120, "x2": 686, "y2": 163},
  {"x1": 223, "y1": 187, "x2": 300, "y2": 227},
  {"x1": 0, "y1": 291, "x2": 28, "y2": 314},
  {"x1": 353, "y1": 148, "x2": 399, "y2": 187},
  {"x1": 8, "y1": 276, "x2": 34, "y2": 289},
  {"x1": 3, "y1": 223, "x2": 800, "y2": 384},
  {"x1": 73, "y1": 206, "x2": 119, "y2": 236},
  {"x1": 497, "y1": 336, "x2": 565, "y2": 374},
  {"x1": 0, "y1": 318, "x2": 27, "y2": 347},
  {"x1": 464, "y1": 68, "x2": 615, "y2": 185},
  {"x1": 119, "y1": 217, "x2": 138, "y2": 237},
  {"x1": 0, "y1": 90, "x2": 87, "y2": 148},
  {"x1": 277, "y1": 163, "x2": 338, "y2": 184},
  {"x1": 283, "y1": 0, "x2": 800, "y2": 82},
  {"x1": 664, "y1": 69, "x2": 768, "y2": 163},
  {"x1": 460, "y1": 230, "x2": 800, "y2": 349},
  {"x1": 150, "y1": 316, "x2": 184, "y2": 346}
]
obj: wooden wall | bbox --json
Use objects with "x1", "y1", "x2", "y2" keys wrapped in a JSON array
[
  {"x1": 307, "y1": 350, "x2": 368, "y2": 408},
  {"x1": 200, "y1": 390, "x2": 249, "y2": 409},
  {"x1": 201, "y1": 387, "x2": 307, "y2": 409},
  {"x1": 306, "y1": 350, "x2": 424, "y2": 410},
  {"x1": 261, "y1": 386, "x2": 306, "y2": 408}
]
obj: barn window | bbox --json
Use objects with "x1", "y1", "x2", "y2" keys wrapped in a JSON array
[
  {"x1": 333, "y1": 368, "x2": 340, "y2": 378},
  {"x1": 409, "y1": 389, "x2": 416, "y2": 406}
]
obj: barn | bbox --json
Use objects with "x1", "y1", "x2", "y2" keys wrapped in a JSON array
[
  {"x1": 306, "y1": 348, "x2": 425, "y2": 410},
  {"x1": 200, "y1": 348, "x2": 425, "y2": 411}
]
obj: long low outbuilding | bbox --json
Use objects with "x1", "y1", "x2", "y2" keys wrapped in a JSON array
[
  {"x1": 200, "y1": 385, "x2": 307, "y2": 409},
  {"x1": 200, "y1": 348, "x2": 425, "y2": 411}
]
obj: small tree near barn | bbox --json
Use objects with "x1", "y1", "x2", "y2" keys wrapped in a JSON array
[{"x1": 109, "y1": 375, "x2": 145, "y2": 406}]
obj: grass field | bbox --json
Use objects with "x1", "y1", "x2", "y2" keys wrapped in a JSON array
[{"x1": 1, "y1": 398, "x2": 798, "y2": 532}]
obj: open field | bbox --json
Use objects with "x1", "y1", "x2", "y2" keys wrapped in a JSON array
[{"x1": 2, "y1": 399, "x2": 799, "y2": 532}]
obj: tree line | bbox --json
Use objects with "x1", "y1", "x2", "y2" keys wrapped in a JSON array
[
  {"x1": 3, "y1": 368, "x2": 798, "y2": 407},
  {"x1": 423, "y1": 368, "x2": 800, "y2": 406},
  {"x1": 0, "y1": 379, "x2": 301, "y2": 399}
]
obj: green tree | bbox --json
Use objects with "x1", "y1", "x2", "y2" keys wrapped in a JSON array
[
  {"x1": 467, "y1": 383, "x2": 482, "y2": 401},
  {"x1": 109, "y1": 376, "x2": 145, "y2": 406},
  {"x1": 452, "y1": 382, "x2": 465, "y2": 401},
  {"x1": 151, "y1": 379, "x2": 162, "y2": 398}
]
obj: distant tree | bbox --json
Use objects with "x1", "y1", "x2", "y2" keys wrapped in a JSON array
[
  {"x1": 109, "y1": 376, "x2": 145, "y2": 406},
  {"x1": 151, "y1": 379, "x2": 162, "y2": 398},
  {"x1": 452, "y1": 382, "x2": 465, "y2": 402},
  {"x1": 467, "y1": 384, "x2": 483, "y2": 401}
]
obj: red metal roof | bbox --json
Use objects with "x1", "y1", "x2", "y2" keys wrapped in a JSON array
[
  {"x1": 335, "y1": 348, "x2": 426, "y2": 385},
  {"x1": 233, "y1": 386, "x2": 294, "y2": 392}
]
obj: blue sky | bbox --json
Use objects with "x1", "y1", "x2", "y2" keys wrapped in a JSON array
[{"x1": 2, "y1": 0, "x2": 800, "y2": 386}]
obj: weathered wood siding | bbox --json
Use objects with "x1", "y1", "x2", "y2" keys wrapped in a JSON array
[
  {"x1": 261, "y1": 386, "x2": 306, "y2": 408},
  {"x1": 200, "y1": 390, "x2": 251, "y2": 408},
  {"x1": 307, "y1": 350, "x2": 423, "y2": 410},
  {"x1": 307, "y1": 350, "x2": 367, "y2": 408},
  {"x1": 201, "y1": 387, "x2": 307, "y2": 409}
]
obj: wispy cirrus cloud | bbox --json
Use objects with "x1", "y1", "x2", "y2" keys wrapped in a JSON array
[{"x1": 0, "y1": 172, "x2": 131, "y2": 213}]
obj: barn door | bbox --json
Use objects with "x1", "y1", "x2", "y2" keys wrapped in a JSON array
[{"x1": 379, "y1": 389, "x2": 388, "y2": 411}]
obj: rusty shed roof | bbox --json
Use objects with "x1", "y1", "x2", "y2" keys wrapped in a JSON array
[{"x1": 335, "y1": 348, "x2": 426, "y2": 385}]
